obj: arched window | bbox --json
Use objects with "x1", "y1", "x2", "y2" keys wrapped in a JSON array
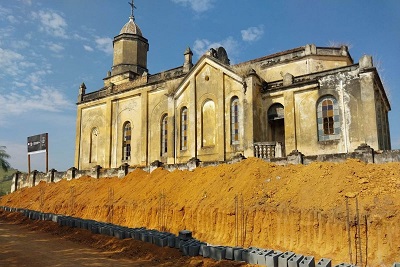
[
  {"x1": 90, "y1": 127, "x2": 98, "y2": 163},
  {"x1": 317, "y1": 95, "x2": 340, "y2": 141},
  {"x1": 202, "y1": 100, "x2": 216, "y2": 147},
  {"x1": 161, "y1": 114, "x2": 168, "y2": 155},
  {"x1": 181, "y1": 107, "x2": 188, "y2": 150},
  {"x1": 230, "y1": 97, "x2": 239, "y2": 144},
  {"x1": 122, "y1": 122, "x2": 131, "y2": 160}
]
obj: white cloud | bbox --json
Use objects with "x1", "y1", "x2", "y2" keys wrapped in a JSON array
[
  {"x1": 83, "y1": 45, "x2": 94, "y2": 52},
  {"x1": 22, "y1": 0, "x2": 32, "y2": 6},
  {"x1": 0, "y1": 6, "x2": 11, "y2": 18},
  {"x1": 13, "y1": 81, "x2": 27, "y2": 87},
  {"x1": 0, "y1": 87, "x2": 72, "y2": 122},
  {"x1": 171, "y1": 0, "x2": 214, "y2": 12},
  {"x1": 193, "y1": 37, "x2": 239, "y2": 59},
  {"x1": 27, "y1": 70, "x2": 52, "y2": 87},
  {"x1": 32, "y1": 10, "x2": 68, "y2": 39},
  {"x1": 11, "y1": 40, "x2": 30, "y2": 50},
  {"x1": 0, "y1": 48, "x2": 25, "y2": 76},
  {"x1": 73, "y1": 33, "x2": 88, "y2": 41},
  {"x1": 0, "y1": 26, "x2": 14, "y2": 39},
  {"x1": 19, "y1": 61, "x2": 36, "y2": 68},
  {"x1": 48, "y1": 42, "x2": 64, "y2": 53},
  {"x1": 95, "y1": 37, "x2": 113, "y2": 54},
  {"x1": 7, "y1": 15, "x2": 18, "y2": 24},
  {"x1": 241, "y1": 25, "x2": 264, "y2": 42}
]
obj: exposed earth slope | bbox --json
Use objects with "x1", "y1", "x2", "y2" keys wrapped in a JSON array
[{"x1": 1, "y1": 158, "x2": 399, "y2": 266}]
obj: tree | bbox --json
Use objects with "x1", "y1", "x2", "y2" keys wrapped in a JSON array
[{"x1": 0, "y1": 146, "x2": 11, "y2": 172}]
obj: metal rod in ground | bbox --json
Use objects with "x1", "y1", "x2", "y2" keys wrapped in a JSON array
[
  {"x1": 69, "y1": 186, "x2": 75, "y2": 216},
  {"x1": 364, "y1": 214, "x2": 368, "y2": 267},
  {"x1": 158, "y1": 193, "x2": 160, "y2": 229},
  {"x1": 345, "y1": 197, "x2": 353, "y2": 264},
  {"x1": 356, "y1": 197, "x2": 363, "y2": 267},
  {"x1": 234, "y1": 194, "x2": 238, "y2": 247},
  {"x1": 161, "y1": 190, "x2": 166, "y2": 231},
  {"x1": 162, "y1": 192, "x2": 164, "y2": 231},
  {"x1": 39, "y1": 187, "x2": 44, "y2": 213},
  {"x1": 241, "y1": 194, "x2": 245, "y2": 247},
  {"x1": 108, "y1": 187, "x2": 114, "y2": 224}
]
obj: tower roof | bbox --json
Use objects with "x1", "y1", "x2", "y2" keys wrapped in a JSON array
[{"x1": 119, "y1": 17, "x2": 143, "y2": 36}]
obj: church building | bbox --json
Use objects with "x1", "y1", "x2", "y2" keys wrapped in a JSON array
[{"x1": 74, "y1": 7, "x2": 391, "y2": 170}]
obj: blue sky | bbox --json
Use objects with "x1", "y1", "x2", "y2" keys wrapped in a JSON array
[{"x1": 0, "y1": 0, "x2": 399, "y2": 172}]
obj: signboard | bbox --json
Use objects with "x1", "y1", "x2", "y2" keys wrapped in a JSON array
[{"x1": 27, "y1": 133, "x2": 47, "y2": 155}]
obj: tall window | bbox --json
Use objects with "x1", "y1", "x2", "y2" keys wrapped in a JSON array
[
  {"x1": 161, "y1": 114, "x2": 168, "y2": 155},
  {"x1": 231, "y1": 97, "x2": 239, "y2": 144},
  {"x1": 122, "y1": 122, "x2": 131, "y2": 160},
  {"x1": 181, "y1": 107, "x2": 188, "y2": 150},
  {"x1": 202, "y1": 100, "x2": 216, "y2": 147},
  {"x1": 317, "y1": 95, "x2": 340, "y2": 141},
  {"x1": 90, "y1": 127, "x2": 98, "y2": 163}
]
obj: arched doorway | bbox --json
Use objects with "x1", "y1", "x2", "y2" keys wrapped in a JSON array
[{"x1": 268, "y1": 103, "x2": 285, "y2": 156}]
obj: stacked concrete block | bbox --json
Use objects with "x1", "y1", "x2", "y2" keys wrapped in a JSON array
[
  {"x1": 256, "y1": 249, "x2": 274, "y2": 266},
  {"x1": 233, "y1": 248, "x2": 244, "y2": 261},
  {"x1": 90, "y1": 222, "x2": 100, "y2": 234},
  {"x1": 167, "y1": 234, "x2": 176, "y2": 247},
  {"x1": 255, "y1": 251, "x2": 267, "y2": 265},
  {"x1": 99, "y1": 225, "x2": 114, "y2": 236},
  {"x1": 317, "y1": 258, "x2": 332, "y2": 267},
  {"x1": 225, "y1": 246, "x2": 242, "y2": 260},
  {"x1": 248, "y1": 249, "x2": 259, "y2": 264},
  {"x1": 174, "y1": 236, "x2": 181, "y2": 249},
  {"x1": 178, "y1": 230, "x2": 192, "y2": 240},
  {"x1": 113, "y1": 228, "x2": 125, "y2": 239},
  {"x1": 140, "y1": 232, "x2": 150, "y2": 242},
  {"x1": 200, "y1": 244, "x2": 211, "y2": 258},
  {"x1": 300, "y1": 256, "x2": 316, "y2": 267},
  {"x1": 241, "y1": 249, "x2": 250, "y2": 262},
  {"x1": 159, "y1": 236, "x2": 170, "y2": 247},
  {"x1": 288, "y1": 254, "x2": 304, "y2": 267},
  {"x1": 80, "y1": 220, "x2": 89, "y2": 230},
  {"x1": 209, "y1": 246, "x2": 226, "y2": 261},
  {"x1": 181, "y1": 239, "x2": 197, "y2": 255},
  {"x1": 279, "y1": 251, "x2": 295, "y2": 267},
  {"x1": 188, "y1": 242, "x2": 202, "y2": 256},
  {"x1": 133, "y1": 230, "x2": 142, "y2": 240},
  {"x1": 266, "y1": 250, "x2": 283, "y2": 267}
]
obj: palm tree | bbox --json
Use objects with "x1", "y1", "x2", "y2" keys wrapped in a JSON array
[{"x1": 0, "y1": 146, "x2": 11, "y2": 172}]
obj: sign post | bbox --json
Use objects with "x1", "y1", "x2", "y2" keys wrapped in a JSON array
[{"x1": 27, "y1": 133, "x2": 48, "y2": 173}]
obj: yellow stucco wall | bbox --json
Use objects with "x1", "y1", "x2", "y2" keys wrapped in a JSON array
[
  {"x1": 110, "y1": 95, "x2": 142, "y2": 167},
  {"x1": 78, "y1": 103, "x2": 108, "y2": 169},
  {"x1": 75, "y1": 47, "x2": 390, "y2": 170}
]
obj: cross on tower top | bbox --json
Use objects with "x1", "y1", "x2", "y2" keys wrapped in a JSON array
[{"x1": 128, "y1": 0, "x2": 136, "y2": 20}]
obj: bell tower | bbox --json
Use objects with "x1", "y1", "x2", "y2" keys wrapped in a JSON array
[{"x1": 111, "y1": 0, "x2": 149, "y2": 78}]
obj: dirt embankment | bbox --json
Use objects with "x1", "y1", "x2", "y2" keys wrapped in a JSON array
[{"x1": 1, "y1": 158, "x2": 399, "y2": 266}]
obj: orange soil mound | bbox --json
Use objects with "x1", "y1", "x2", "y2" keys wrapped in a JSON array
[{"x1": 1, "y1": 158, "x2": 399, "y2": 266}]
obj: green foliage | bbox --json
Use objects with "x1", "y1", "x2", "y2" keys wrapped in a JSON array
[
  {"x1": 0, "y1": 146, "x2": 11, "y2": 172},
  {"x1": 0, "y1": 165, "x2": 15, "y2": 196},
  {"x1": 3, "y1": 174, "x2": 13, "y2": 181}
]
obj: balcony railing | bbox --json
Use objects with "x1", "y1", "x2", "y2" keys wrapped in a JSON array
[{"x1": 254, "y1": 142, "x2": 284, "y2": 159}]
